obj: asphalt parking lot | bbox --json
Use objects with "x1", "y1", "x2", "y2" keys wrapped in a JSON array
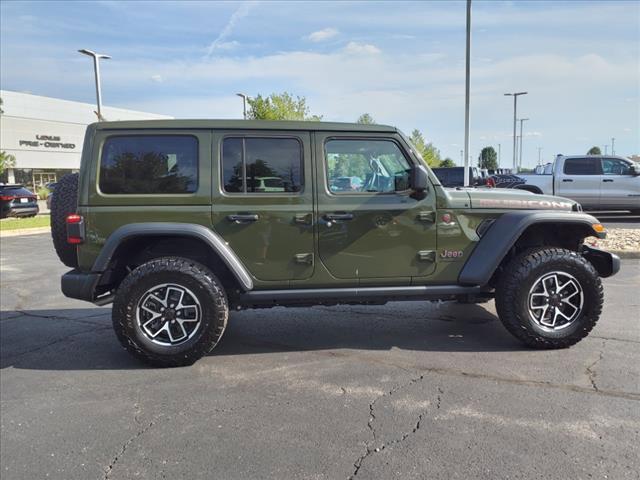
[{"x1": 1, "y1": 234, "x2": 639, "y2": 479}]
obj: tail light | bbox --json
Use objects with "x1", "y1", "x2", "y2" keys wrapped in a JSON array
[
  {"x1": 485, "y1": 177, "x2": 496, "y2": 188},
  {"x1": 0, "y1": 195, "x2": 16, "y2": 201},
  {"x1": 66, "y1": 214, "x2": 85, "y2": 244}
]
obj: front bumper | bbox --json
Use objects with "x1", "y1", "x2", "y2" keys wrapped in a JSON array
[{"x1": 581, "y1": 245, "x2": 620, "y2": 278}]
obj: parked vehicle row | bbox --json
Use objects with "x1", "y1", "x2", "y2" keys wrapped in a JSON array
[{"x1": 490, "y1": 155, "x2": 640, "y2": 213}]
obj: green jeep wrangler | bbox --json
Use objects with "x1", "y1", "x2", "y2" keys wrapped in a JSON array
[{"x1": 51, "y1": 120, "x2": 620, "y2": 367}]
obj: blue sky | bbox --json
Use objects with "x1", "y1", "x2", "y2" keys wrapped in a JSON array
[{"x1": 1, "y1": 0, "x2": 638, "y2": 165}]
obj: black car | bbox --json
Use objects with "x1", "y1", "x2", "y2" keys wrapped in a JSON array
[
  {"x1": 46, "y1": 182, "x2": 58, "y2": 210},
  {"x1": 0, "y1": 184, "x2": 39, "y2": 218},
  {"x1": 431, "y1": 167, "x2": 484, "y2": 187}
]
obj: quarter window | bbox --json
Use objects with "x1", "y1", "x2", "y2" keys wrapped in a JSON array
[
  {"x1": 222, "y1": 137, "x2": 303, "y2": 193},
  {"x1": 563, "y1": 158, "x2": 601, "y2": 175},
  {"x1": 100, "y1": 135, "x2": 198, "y2": 194},
  {"x1": 325, "y1": 139, "x2": 411, "y2": 193}
]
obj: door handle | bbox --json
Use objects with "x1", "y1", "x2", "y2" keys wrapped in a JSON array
[
  {"x1": 603, "y1": 179, "x2": 614, "y2": 182},
  {"x1": 227, "y1": 214, "x2": 259, "y2": 223},
  {"x1": 562, "y1": 179, "x2": 573, "y2": 182},
  {"x1": 323, "y1": 213, "x2": 354, "y2": 222}
]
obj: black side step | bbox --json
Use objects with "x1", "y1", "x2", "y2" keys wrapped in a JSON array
[{"x1": 238, "y1": 285, "x2": 489, "y2": 307}]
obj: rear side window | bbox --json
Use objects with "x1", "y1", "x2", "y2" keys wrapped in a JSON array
[
  {"x1": 602, "y1": 158, "x2": 631, "y2": 175},
  {"x1": 100, "y1": 135, "x2": 198, "y2": 194},
  {"x1": 222, "y1": 137, "x2": 303, "y2": 193},
  {"x1": 563, "y1": 158, "x2": 601, "y2": 175}
]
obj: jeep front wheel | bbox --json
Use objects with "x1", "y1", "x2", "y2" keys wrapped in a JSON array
[
  {"x1": 112, "y1": 257, "x2": 228, "y2": 367},
  {"x1": 495, "y1": 248, "x2": 603, "y2": 349}
]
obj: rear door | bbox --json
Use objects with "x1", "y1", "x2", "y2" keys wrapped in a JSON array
[
  {"x1": 211, "y1": 131, "x2": 314, "y2": 282},
  {"x1": 555, "y1": 157, "x2": 602, "y2": 208},
  {"x1": 600, "y1": 157, "x2": 640, "y2": 209},
  {"x1": 315, "y1": 132, "x2": 437, "y2": 280}
]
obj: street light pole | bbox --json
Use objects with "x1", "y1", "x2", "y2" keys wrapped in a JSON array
[
  {"x1": 236, "y1": 93, "x2": 249, "y2": 119},
  {"x1": 538, "y1": 146, "x2": 542, "y2": 165},
  {"x1": 611, "y1": 137, "x2": 615, "y2": 155},
  {"x1": 498, "y1": 143, "x2": 501, "y2": 168},
  {"x1": 462, "y1": 0, "x2": 472, "y2": 186},
  {"x1": 504, "y1": 91, "x2": 527, "y2": 172},
  {"x1": 78, "y1": 49, "x2": 111, "y2": 121},
  {"x1": 518, "y1": 118, "x2": 529, "y2": 170}
]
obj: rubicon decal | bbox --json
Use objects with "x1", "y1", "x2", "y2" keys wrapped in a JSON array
[{"x1": 477, "y1": 198, "x2": 573, "y2": 210}]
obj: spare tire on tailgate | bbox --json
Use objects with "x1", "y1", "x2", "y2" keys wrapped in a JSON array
[{"x1": 51, "y1": 173, "x2": 79, "y2": 268}]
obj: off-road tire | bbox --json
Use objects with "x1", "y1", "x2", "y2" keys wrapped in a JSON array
[
  {"x1": 50, "y1": 173, "x2": 79, "y2": 268},
  {"x1": 495, "y1": 247, "x2": 603, "y2": 349},
  {"x1": 112, "y1": 257, "x2": 228, "y2": 367}
]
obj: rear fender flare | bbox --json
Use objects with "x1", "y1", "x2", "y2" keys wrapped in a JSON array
[{"x1": 92, "y1": 223, "x2": 253, "y2": 291}]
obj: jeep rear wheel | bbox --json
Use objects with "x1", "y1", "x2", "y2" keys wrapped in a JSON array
[
  {"x1": 495, "y1": 248, "x2": 603, "y2": 349},
  {"x1": 112, "y1": 257, "x2": 228, "y2": 367}
]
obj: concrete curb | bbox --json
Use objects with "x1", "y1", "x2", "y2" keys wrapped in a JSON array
[
  {"x1": 0, "y1": 227, "x2": 51, "y2": 238},
  {"x1": 610, "y1": 250, "x2": 640, "y2": 260}
]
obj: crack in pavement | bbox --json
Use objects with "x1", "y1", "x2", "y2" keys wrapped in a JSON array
[
  {"x1": 1, "y1": 326, "x2": 112, "y2": 364},
  {"x1": 349, "y1": 375, "x2": 435, "y2": 479},
  {"x1": 233, "y1": 338, "x2": 639, "y2": 401},
  {"x1": 585, "y1": 340, "x2": 606, "y2": 392},
  {"x1": 104, "y1": 395, "x2": 156, "y2": 480}
]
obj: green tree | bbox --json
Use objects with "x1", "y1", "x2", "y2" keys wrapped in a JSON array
[
  {"x1": 356, "y1": 113, "x2": 375, "y2": 124},
  {"x1": 247, "y1": 92, "x2": 322, "y2": 121},
  {"x1": 409, "y1": 129, "x2": 441, "y2": 167},
  {"x1": 439, "y1": 158, "x2": 456, "y2": 167},
  {"x1": 587, "y1": 146, "x2": 601, "y2": 155},
  {"x1": 478, "y1": 146, "x2": 498, "y2": 170},
  {"x1": 0, "y1": 98, "x2": 16, "y2": 176}
]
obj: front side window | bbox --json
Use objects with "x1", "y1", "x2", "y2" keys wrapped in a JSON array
[
  {"x1": 563, "y1": 158, "x2": 601, "y2": 175},
  {"x1": 325, "y1": 139, "x2": 411, "y2": 193},
  {"x1": 602, "y1": 158, "x2": 631, "y2": 175},
  {"x1": 100, "y1": 135, "x2": 198, "y2": 194},
  {"x1": 222, "y1": 137, "x2": 303, "y2": 193}
]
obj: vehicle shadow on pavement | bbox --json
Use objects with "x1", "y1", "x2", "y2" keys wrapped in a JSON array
[{"x1": 0, "y1": 302, "x2": 523, "y2": 371}]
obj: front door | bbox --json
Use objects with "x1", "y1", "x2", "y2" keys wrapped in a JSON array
[
  {"x1": 315, "y1": 133, "x2": 437, "y2": 280},
  {"x1": 211, "y1": 131, "x2": 315, "y2": 282},
  {"x1": 600, "y1": 157, "x2": 640, "y2": 209}
]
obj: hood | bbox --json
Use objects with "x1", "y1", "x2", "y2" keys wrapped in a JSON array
[{"x1": 466, "y1": 188, "x2": 578, "y2": 211}]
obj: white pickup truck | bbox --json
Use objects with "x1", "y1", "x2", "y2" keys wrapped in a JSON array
[{"x1": 492, "y1": 155, "x2": 640, "y2": 213}]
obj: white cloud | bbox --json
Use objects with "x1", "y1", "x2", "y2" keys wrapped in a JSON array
[
  {"x1": 150, "y1": 74, "x2": 163, "y2": 83},
  {"x1": 343, "y1": 42, "x2": 381, "y2": 55},
  {"x1": 307, "y1": 27, "x2": 338, "y2": 42}
]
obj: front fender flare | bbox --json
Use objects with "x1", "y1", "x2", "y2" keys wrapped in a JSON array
[
  {"x1": 458, "y1": 211, "x2": 602, "y2": 286},
  {"x1": 91, "y1": 222, "x2": 254, "y2": 291}
]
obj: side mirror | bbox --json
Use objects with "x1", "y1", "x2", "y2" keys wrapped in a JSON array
[
  {"x1": 631, "y1": 164, "x2": 640, "y2": 176},
  {"x1": 410, "y1": 164, "x2": 429, "y2": 200}
]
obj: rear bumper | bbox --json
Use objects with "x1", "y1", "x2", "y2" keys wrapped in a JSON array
[
  {"x1": 7, "y1": 205, "x2": 39, "y2": 217},
  {"x1": 61, "y1": 269, "x2": 112, "y2": 304},
  {"x1": 581, "y1": 245, "x2": 620, "y2": 278}
]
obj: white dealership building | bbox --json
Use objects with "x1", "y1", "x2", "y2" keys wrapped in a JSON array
[{"x1": 0, "y1": 90, "x2": 170, "y2": 190}]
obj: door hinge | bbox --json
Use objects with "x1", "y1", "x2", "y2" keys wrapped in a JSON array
[
  {"x1": 417, "y1": 250, "x2": 436, "y2": 262},
  {"x1": 418, "y1": 211, "x2": 436, "y2": 223},
  {"x1": 294, "y1": 253, "x2": 314, "y2": 265},
  {"x1": 294, "y1": 213, "x2": 313, "y2": 225}
]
